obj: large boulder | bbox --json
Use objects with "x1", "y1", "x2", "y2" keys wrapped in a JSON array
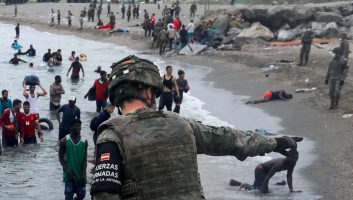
[
  {"x1": 211, "y1": 14, "x2": 230, "y2": 38},
  {"x1": 237, "y1": 22, "x2": 274, "y2": 41},
  {"x1": 227, "y1": 27, "x2": 242, "y2": 38},
  {"x1": 315, "y1": 12, "x2": 343, "y2": 23},
  {"x1": 311, "y1": 22, "x2": 325, "y2": 35},
  {"x1": 338, "y1": 26, "x2": 353, "y2": 40},
  {"x1": 341, "y1": 15, "x2": 353, "y2": 27},
  {"x1": 277, "y1": 29, "x2": 296, "y2": 41},
  {"x1": 240, "y1": 8, "x2": 256, "y2": 22},
  {"x1": 292, "y1": 24, "x2": 307, "y2": 36},
  {"x1": 337, "y1": 4, "x2": 353, "y2": 17},
  {"x1": 319, "y1": 22, "x2": 339, "y2": 38}
]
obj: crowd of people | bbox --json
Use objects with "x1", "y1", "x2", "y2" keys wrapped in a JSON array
[{"x1": 4, "y1": 2, "x2": 309, "y2": 200}]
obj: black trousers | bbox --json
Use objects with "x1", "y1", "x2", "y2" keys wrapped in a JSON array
[{"x1": 158, "y1": 92, "x2": 173, "y2": 111}]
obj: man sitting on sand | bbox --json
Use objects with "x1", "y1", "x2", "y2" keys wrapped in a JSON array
[
  {"x1": 229, "y1": 148, "x2": 302, "y2": 193},
  {"x1": 246, "y1": 90, "x2": 293, "y2": 104}
]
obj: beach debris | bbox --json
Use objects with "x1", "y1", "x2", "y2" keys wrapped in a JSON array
[
  {"x1": 341, "y1": 114, "x2": 353, "y2": 119},
  {"x1": 179, "y1": 44, "x2": 207, "y2": 56},
  {"x1": 262, "y1": 64, "x2": 279, "y2": 72},
  {"x1": 295, "y1": 87, "x2": 317, "y2": 93}
]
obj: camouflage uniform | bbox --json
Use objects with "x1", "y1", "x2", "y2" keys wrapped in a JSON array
[
  {"x1": 299, "y1": 30, "x2": 314, "y2": 66},
  {"x1": 92, "y1": 108, "x2": 277, "y2": 200},
  {"x1": 326, "y1": 50, "x2": 348, "y2": 109},
  {"x1": 151, "y1": 21, "x2": 164, "y2": 48},
  {"x1": 157, "y1": 30, "x2": 167, "y2": 55},
  {"x1": 339, "y1": 39, "x2": 350, "y2": 60}
]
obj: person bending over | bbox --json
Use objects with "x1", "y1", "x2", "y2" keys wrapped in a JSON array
[
  {"x1": 246, "y1": 90, "x2": 292, "y2": 104},
  {"x1": 229, "y1": 149, "x2": 302, "y2": 193}
]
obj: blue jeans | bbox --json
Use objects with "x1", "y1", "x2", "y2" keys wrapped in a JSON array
[
  {"x1": 65, "y1": 181, "x2": 86, "y2": 200},
  {"x1": 96, "y1": 99, "x2": 107, "y2": 113}
]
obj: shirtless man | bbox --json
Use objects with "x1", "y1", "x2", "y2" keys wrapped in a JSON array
[
  {"x1": 158, "y1": 65, "x2": 179, "y2": 111},
  {"x1": 246, "y1": 90, "x2": 293, "y2": 104},
  {"x1": 229, "y1": 148, "x2": 302, "y2": 193}
]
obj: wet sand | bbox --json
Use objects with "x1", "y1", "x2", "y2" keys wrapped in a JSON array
[{"x1": 1, "y1": 2, "x2": 353, "y2": 199}]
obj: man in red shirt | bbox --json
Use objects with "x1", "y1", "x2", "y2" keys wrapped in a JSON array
[
  {"x1": 149, "y1": 13, "x2": 156, "y2": 30},
  {"x1": 20, "y1": 101, "x2": 43, "y2": 144},
  {"x1": 85, "y1": 71, "x2": 109, "y2": 112},
  {"x1": 67, "y1": 57, "x2": 85, "y2": 81},
  {"x1": 173, "y1": 16, "x2": 181, "y2": 31},
  {"x1": 0, "y1": 99, "x2": 23, "y2": 147}
]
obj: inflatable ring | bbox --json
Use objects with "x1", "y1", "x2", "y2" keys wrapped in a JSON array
[
  {"x1": 12, "y1": 44, "x2": 22, "y2": 50},
  {"x1": 39, "y1": 118, "x2": 54, "y2": 131},
  {"x1": 79, "y1": 54, "x2": 88, "y2": 62}
]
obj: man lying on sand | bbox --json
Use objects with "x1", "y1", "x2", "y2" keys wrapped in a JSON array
[
  {"x1": 246, "y1": 90, "x2": 293, "y2": 104},
  {"x1": 229, "y1": 148, "x2": 302, "y2": 193}
]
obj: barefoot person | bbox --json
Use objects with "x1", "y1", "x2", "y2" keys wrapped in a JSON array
[
  {"x1": 23, "y1": 82, "x2": 47, "y2": 116},
  {"x1": 158, "y1": 65, "x2": 179, "y2": 111},
  {"x1": 229, "y1": 149, "x2": 302, "y2": 193},
  {"x1": 59, "y1": 119, "x2": 87, "y2": 200},
  {"x1": 173, "y1": 69, "x2": 190, "y2": 113},
  {"x1": 246, "y1": 90, "x2": 293, "y2": 104},
  {"x1": 67, "y1": 57, "x2": 85, "y2": 81}
]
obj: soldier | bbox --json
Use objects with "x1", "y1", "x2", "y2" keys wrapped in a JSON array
[
  {"x1": 136, "y1": 4, "x2": 140, "y2": 19},
  {"x1": 97, "y1": 3, "x2": 102, "y2": 21},
  {"x1": 80, "y1": 11, "x2": 84, "y2": 29},
  {"x1": 158, "y1": 29, "x2": 167, "y2": 55},
  {"x1": 121, "y1": 3, "x2": 126, "y2": 19},
  {"x1": 91, "y1": 6, "x2": 96, "y2": 22},
  {"x1": 152, "y1": 19, "x2": 163, "y2": 48},
  {"x1": 325, "y1": 48, "x2": 348, "y2": 109},
  {"x1": 89, "y1": 55, "x2": 303, "y2": 200},
  {"x1": 133, "y1": 4, "x2": 138, "y2": 19},
  {"x1": 109, "y1": 12, "x2": 116, "y2": 30},
  {"x1": 107, "y1": 2, "x2": 111, "y2": 17},
  {"x1": 338, "y1": 33, "x2": 350, "y2": 60},
  {"x1": 162, "y1": 5, "x2": 169, "y2": 17},
  {"x1": 82, "y1": 7, "x2": 87, "y2": 17},
  {"x1": 57, "y1": 10, "x2": 61, "y2": 25},
  {"x1": 127, "y1": 4, "x2": 132, "y2": 22},
  {"x1": 50, "y1": 9, "x2": 55, "y2": 25},
  {"x1": 298, "y1": 26, "x2": 314, "y2": 66},
  {"x1": 14, "y1": 5, "x2": 17, "y2": 17},
  {"x1": 67, "y1": 11, "x2": 73, "y2": 27}
]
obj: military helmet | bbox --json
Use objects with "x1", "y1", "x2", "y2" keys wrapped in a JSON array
[{"x1": 108, "y1": 55, "x2": 163, "y2": 106}]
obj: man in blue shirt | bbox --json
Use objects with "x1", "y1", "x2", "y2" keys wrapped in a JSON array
[
  {"x1": 0, "y1": 90, "x2": 13, "y2": 116},
  {"x1": 90, "y1": 103, "x2": 115, "y2": 145},
  {"x1": 56, "y1": 96, "x2": 80, "y2": 140}
]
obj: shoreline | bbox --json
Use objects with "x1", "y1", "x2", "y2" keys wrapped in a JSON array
[{"x1": 1, "y1": 7, "x2": 353, "y2": 199}]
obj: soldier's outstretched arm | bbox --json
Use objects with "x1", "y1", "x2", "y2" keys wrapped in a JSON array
[{"x1": 187, "y1": 119, "x2": 302, "y2": 161}]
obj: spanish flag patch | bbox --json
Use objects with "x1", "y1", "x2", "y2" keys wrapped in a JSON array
[{"x1": 100, "y1": 153, "x2": 110, "y2": 161}]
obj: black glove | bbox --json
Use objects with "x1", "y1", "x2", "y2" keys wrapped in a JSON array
[
  {"x1": 340, "y1": 81, "x2": 344, "y2": 86},
  {"x1": 274, "y1": 136, "x2": 303, "y2": 152},
  {"x1": 325, "y1": 79, "x2": 328, "y2": 85}
]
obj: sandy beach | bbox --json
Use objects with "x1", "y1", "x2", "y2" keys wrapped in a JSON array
[{"x1": 1, "y1": 2, "x2": 353, "y2": 200}]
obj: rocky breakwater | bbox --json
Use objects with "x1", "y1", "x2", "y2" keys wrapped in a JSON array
[{"x1": 195, "y1": 1, "x2": 353, "y2": 50}]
